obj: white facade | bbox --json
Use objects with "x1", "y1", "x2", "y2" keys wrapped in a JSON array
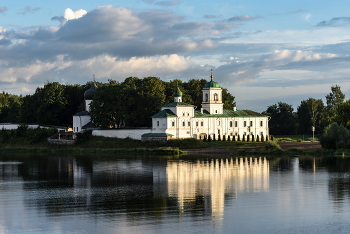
[
  {"x1": 150, "y1": 75, "x2": 269, "y2": 140},
  {"x1": 93, "y1": 128, "x2": 152, "y2": 140},
  {"x1": 73, "y1": 113, "x2": 91, "y2": 133}
]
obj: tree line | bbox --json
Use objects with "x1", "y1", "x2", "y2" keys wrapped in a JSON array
[
  {"x1": 264, "y1": 85, "x2": 348, "y2": 135},
  {"x1": 0, "y1": 77, "x2": 235, "y2": 128}
]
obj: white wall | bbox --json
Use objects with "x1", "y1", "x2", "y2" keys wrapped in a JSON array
[
  {"x1": 0, "y1": 124, "x2": 67, "y2": 132},
  {"x1": 92, "y1": 128, "x2": 152, "y2": 140}
]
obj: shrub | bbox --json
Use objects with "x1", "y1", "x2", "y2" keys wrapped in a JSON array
[
  {"x1": 270, "y1": 135, "x2": 274, "y2": 141},
  {"x1": 237, "y1": 135, "x2": 240, "y2": 141},
  {"x1": 256, "y1": 135, "x2": 259, "y2": 142},
  {"x1": 27, "y1": 126, "x2": 58, "y2": 144},
  {"x1": 203, "y1": 135, "x2": 207, "y2": 142},
  {"x1": 266, "y1": 136, "x2": 268, "y2": 142},
  {"x1": 265, "y1": 140, "x2": 281, "y2": 150},
  {"x1": 297, "y1": 139, "x2": 302, "y2": 142},
  {"x1": 208, "y1": 135, "x2": 212, "y2": 142},
  {"x1": 16, "y1": 124, "x2": 28, "y2": 138},
  {"x1": 320, "y1": 122, "x2": 350, "y2": 149},
  {"x1": 218, "y1": 135, "x2": 221, "y2": 141},
  {"x1": 75, "y1": 130, "x2": 93, "y2": 144},
  {"x1": 227, "y1": 135, "x2": 231, "y2": 141},
  {"x1": 223, "y1": 135, "x2": 226, "y2": 141},
  {"x1": 252, "y1": 135, "x2": 255, "y2": 142},
  {"x1": 243, "y1": 135, "x2": 245, "y2": 142},
  {"x1": 213, "y1": 134, "x2": 216, "y2": 141},
  {"x1": 233, "y1": 135, "x2": 235, "y2": 142}
]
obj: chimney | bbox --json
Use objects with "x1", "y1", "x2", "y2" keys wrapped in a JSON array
[
  {"x1": 201, "y1": 108, "x2": 203, "y2": 114},
  {"x1": 233, "y1": 106, "x2": 236, "y2": 111}
]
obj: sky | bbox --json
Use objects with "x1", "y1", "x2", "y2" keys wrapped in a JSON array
[{"x1": 1, "y1": 0, "x2": 350, "y2": 112}]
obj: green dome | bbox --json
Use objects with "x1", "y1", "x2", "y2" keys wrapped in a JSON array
[
  {"x1": 173, "y1": 86, "x2": 183, "y2": 97},
  {"x1": 204, "y1": 69, "x2": 220, "y2": 88}
]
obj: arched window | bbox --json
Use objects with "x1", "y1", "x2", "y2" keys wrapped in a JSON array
[
  {"x1": 214, "y1": 93, "x2": 218, "y2": 101},
  {"x1": 205, "y1": 93, "x2": 208, "y2": 102}
]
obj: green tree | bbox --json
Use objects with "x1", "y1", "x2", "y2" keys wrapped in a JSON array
[
  {"x1": 326, "y1": 85, "x2": 345, "y2": 124},
  {"x1": 335, "y1": 99, "x2": 350, "y2": 129},
  {"x1": 263, "y1": 102, "x2": 296, "y2": 135},
  {"x1": 222, "y1": 88, "x2": 235, "y2": 110},
  {"x1": 297, "y1": 98, "x2": 325, "y2": 134}
]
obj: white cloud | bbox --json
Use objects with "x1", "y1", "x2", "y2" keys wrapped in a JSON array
[{"x1": 63, "y1": 8, "x2": 87, "y2": 21}]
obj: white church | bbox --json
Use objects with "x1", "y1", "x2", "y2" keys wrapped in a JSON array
[{"x1": 73, "y1": 71, "x2": 269, "y2": 141}]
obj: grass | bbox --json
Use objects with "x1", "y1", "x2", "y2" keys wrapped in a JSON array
[{"x1": 274, "y1": 135, "x2": 319, "y2": 142}]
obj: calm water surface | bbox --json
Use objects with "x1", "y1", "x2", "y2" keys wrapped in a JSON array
[{"x1": 0, "y1": 154, "x2": 350, "y2": 234}]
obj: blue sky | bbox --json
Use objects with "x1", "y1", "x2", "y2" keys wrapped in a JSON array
[{"x1": 1, "y1": 0, "x2": 350, "y2": 112}]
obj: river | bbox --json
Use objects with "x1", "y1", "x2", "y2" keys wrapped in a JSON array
[{"x1": 0, "y1": 154, "x2": 349, "y2": 234}]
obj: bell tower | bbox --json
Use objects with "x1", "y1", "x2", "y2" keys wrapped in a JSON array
[{"x1": 202, "y1": 69, "x2": 223, "y2": 114}]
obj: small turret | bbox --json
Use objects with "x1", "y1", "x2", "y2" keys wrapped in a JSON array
[{"x1": 173, "y1": 85, "x2": 183, "y2": 102}]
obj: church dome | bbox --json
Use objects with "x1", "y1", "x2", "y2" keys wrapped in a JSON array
[
  {"x1": 84, "y1": 83, "x2": 97, "y2": 100},
  {"x1": 204, "y1": 69, "x2": 220, "y2": 88},
  {"x1": 173, "y1": 86, "x2": 183, "y2": 97}
]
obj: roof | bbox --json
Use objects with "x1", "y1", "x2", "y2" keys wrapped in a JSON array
[
  {"x1": 173, "y1": 86, "x2": 183, "y2": 97},
  {"x1": 84, "y1": 83, "x2": 97, "y2": 100},
  {"x1": 194, "y1": 109, "x2": 268, "y2": 118},
  {"x1": 73, "y1": 110, "x2": 90, "y2": 116},
  {"x1": 82, "y1": 121, "x2": 97, "y2": 129},
  {"x1": 151, "y1": 109, "x2": 177, "y2": 118},
  {"x1": 204, "y1": 70, "x2": 220, "y2": 88},
  {"x1": 141, "y1": 133, "x2": 174, "y2": 137},
  {"x1": 161, "y1": 102, "x2": 195, "y2": 107}
]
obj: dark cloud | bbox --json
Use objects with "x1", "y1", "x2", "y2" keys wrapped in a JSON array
[
  {"x1": 204, "y1": 15, "x2": 216, "y2": 19},
  {"x1": 253, "y1": 30, "x2": 263, "y2": 34},
  {"x1": 19, "y1": 6, "x2": 41, "y2": 15},
  {"x1": 228, "y1": 15, "x2": 261, "y2": 21},
  {"x1": 316, "y1": 17, "x2": 350, "y2": 27},
  {"x1": 155, "y1": 0, "x2": 179, "y2": 7},
  {"x1": 51, "y1": 16, "x2": 66, "y2": 23},
  {"x1": 0, "y1": 7, "x2": 7, "y2": 13}
]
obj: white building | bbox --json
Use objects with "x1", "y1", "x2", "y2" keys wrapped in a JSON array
[
  {"x1": 148, "y1": 71, "x2": 269, "y2": 140},
  {"x1": 73, "y1": 83, "x2": 97, "y2": 133}
]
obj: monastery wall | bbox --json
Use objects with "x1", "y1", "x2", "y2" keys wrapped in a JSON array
[{"x1": 92, "y1": 128, "x2": 152, "y2": 140}]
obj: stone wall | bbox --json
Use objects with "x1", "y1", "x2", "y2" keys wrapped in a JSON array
[{"x1": 92, "y1": 128, "x2": 152, "y2": 140}]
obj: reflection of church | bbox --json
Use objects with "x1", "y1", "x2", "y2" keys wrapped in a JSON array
[
  {"x1": 166, "y1": 157, "x2": 270, "y2": 221},
  {"x1": 149, "y1": 70, "x2": 269, "y2": 139}
]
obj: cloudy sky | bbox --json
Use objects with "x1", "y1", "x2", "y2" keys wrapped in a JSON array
[{"x1": 1, "y1": 0, "x2": 350, "y2": 112}]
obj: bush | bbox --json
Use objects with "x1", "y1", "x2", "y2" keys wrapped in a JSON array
[
  {"x1": 213, "y1": 134, "x2": 216, "y2": 141},
  {"x1": 265, "y1": 140, "x2": 281, "y2": 150},
  {"x1": 270, "y1": 135, "x2": 274, "y2": 141},
  {"x1": 237, "y1": 135, "x2": 240, "y2": 141},
  {"x1": 208, "y1": 135, "x2": 212, "y2": 142},
  {"x1": 256, "y1": 135, "x2": 259, "y2": 142},
  {"x1": 227, "y1": 135, "x2": 231, "y2": 141},
  {"x1": 27, "y1": 126, "x2": 58, "y2": 144},
  {"x1": 218, "y1": 135, "x2": 221, "y2": 141},
  {"x1": 203, "y1": 135, "x2": 207, "y2": 142},
  {"x1": 297, "y1": 139, "x2": 302, "y2": 142},
  {"x1": 233, "y1": 135, "x2": 235, "y2": 142},
  {"x1": 75, "y1": 130, "x2": 93, "y2": 144},
  {"x1": 243, "y1": 135, "x2": 245, "y2": 142},
  {"x1": 320, "y1": 123, "x2": 350, "y2": 149},
  {"x1": 252, "y1": 135, "x2": 255, "y2": 142},
  {"x1": 16, "y1": 124, "x2": 28, "y2": 138},
  {"x1": 266, "y1": 136, "x2": 268, "y2": 142},
  {"x1": 223, "y1": 135, "x2": 226, "y2": 141}
]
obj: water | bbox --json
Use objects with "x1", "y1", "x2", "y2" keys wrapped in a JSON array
[{"x1": 0, "y1": 154, "x2": 350, "y2": 234}]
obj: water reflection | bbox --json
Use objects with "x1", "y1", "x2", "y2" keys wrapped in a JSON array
[
  {"x1": 1, "y1": 155, "x2": 350, "y2": 233},
  {"x1": 167, "y1": 157, "x2": 269, "y2": 225}
]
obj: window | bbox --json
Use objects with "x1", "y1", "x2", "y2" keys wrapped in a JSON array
[
  {"x1": 188, "y1": 121, "x2": 190, "y2": 127},
  {"x1": 187, "y1": 112, "x2": 190, "y2": 116},
  {"x1": 172, "y1": 122, "x2": 175, "y2": 127},
  {"x1": 215, "y1": 110, "x2": 218, "y2": 114},
  {"x1": 244, "y1": 132, "x2": 246, "y2": 136},
  {"x1": 205, "y1": 93, "x2": 208, "y2": 102},
  {"x1": 217, "y1": 120, "x2": 220, "y2": 126},
  {"x1": 235, "y1": 132, "x2": 238, "y2": 136},
  {"x1": 235, "y1": 121, "x2": 237, "y2": 127},
  {"x1": 183, "y1": 121, "x2": 185, "y2": 127},
  {"x1": 201, "y1": 121, "x2": 203, "y2": 127},
  {"x1": 179, "y1": 98, "x2": 181, "y2": 102},
  {"x1": 74, "y1": 127, "x2": 75, "y2": 132},
  {"x1": 260, "y1": 121, "x2": 263, "y2": 127},
  {"x1": 196, "y1": 122, "x2": 198, "y2": 127},
  {"x1": 244, "y1": 121, "x2": 246, "y2": 127},
  {"x1": 218, "y1": 130, "x2": 220, "y2": 135},
  {"x1": 230, "y1": 132, "x2": 233, "y2": 136},
  {"x1": 183, "y1": 112, "x2": 185, "y2": 116},
  {"x1": 157, "y1": 121, "x2": 159, "y2": 127},
  {"x1": 250, "y1": 121, "x2": 253, "y2": 127},
  {"x1": 214, "y1": 93, "x2": 218, "y2": 101},
  {"x1": 230, "y1": 121, "x2": 232, "y2": 127}
]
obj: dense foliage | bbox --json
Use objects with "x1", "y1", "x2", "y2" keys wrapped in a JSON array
[
  {"x1": 0, "y1": 124, "x2": 58, "y2": 144},
  {"x1": 319, "y1": 123, "x2": 350, "y2": 150}
]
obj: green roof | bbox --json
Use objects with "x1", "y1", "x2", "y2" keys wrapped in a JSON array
[
  {"x1": 161, "y1": 102, "x2": 195, "y2": 107},
  {"x1": 173, "y1": 86, "x2": 183, "y2": 97},
  {"x1": 204, "y1": 79, "x2": 220, "y2": 88},
  {"x1": 194, "y1": 109, "x2": 268, "y2": 118},
  {"x1": 151, "y1": 109, "x2": 177, "y2": 118},
  {"x1": 142, "y1": 133, "x2": 174, "y2": 137}
]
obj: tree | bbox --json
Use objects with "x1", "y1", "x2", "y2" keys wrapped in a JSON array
[
  {"x1": 335, "y1": 99, "x2": 350, "y2": 129},
  {"x1": 0, "y1": 91, "x2": 22, "y2": 123},
  {"x1": 263, "y1": 102, "x2": 296, "y2": 135},
  {"x1": 222, "y1": 88, "x2": 235, "y2": 110},
  {"x1": 326, "y1": 85, "x2": 345, "y2": 124},
  {"x1": 297, "y1": 98, "x2": 325, "y2": 134}
]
